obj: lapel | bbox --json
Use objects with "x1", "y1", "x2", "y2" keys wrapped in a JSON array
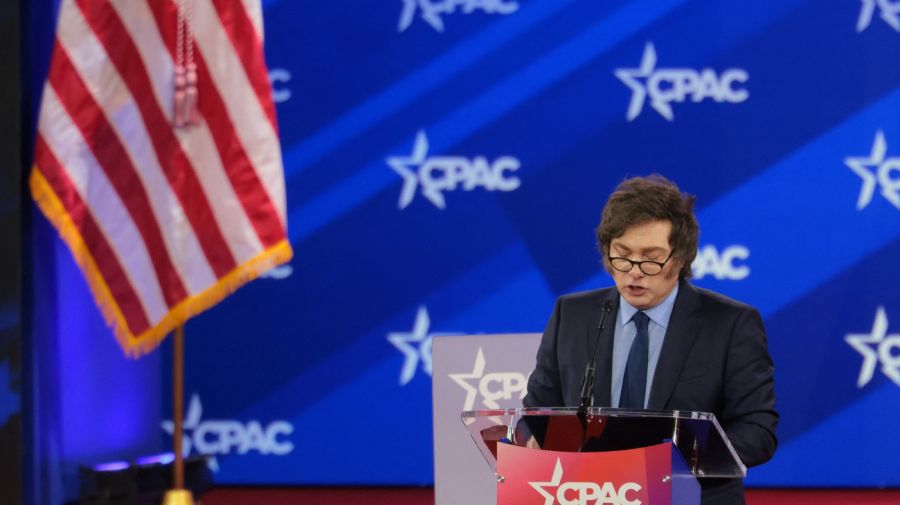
[
  {"x1": 591, "y1": 289, "x2": 620, "y2": 408},
  {"x1": 647, "y1": 280, "x2": 703, "y2": 409}
]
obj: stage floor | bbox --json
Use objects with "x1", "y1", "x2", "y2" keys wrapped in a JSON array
[{"x1": 204, "y1": 486, "x2": 900, "y2": 505}]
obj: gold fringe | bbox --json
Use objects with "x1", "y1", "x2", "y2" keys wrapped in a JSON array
[
  {"x1": 30, "y1": 168, "x2": 134, "y2": 351},
  {"x1": 30, "y1": 167, "x2": 295, "y2": 358}
]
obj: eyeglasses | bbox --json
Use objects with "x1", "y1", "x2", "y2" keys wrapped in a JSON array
[{"x1": 608, "y1": 253, "x2": 673, "y2": 276}]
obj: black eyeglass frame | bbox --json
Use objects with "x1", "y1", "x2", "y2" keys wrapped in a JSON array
[{"x1": 607, "y1": 252, "x2": 673, "y2": 276}]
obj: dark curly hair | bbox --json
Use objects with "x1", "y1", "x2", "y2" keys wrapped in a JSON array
[{"x1": 596, "y1": 175, "x2": 699, "y2": 280}]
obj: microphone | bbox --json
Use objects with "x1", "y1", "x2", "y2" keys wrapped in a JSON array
[{"x1": 578, "y1": 300, "x2": 613, "y2": 413}]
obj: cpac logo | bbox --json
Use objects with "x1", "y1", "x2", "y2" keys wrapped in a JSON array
[
  {"x1": 691, "y1": 245, "x2": 750, "y2": 281},
  {"x1": 615, "y1": 42, "x2": 749, "y2": 121},
  {"x1": 260, "y1": 264, "x2": 293, "y2": 280},
  {"x1": 845, "y1": 306, "x2": 900, "y2": 388},
  {"x1": 268, "y1": 68, "x2": 292, "y2": 104},
  {"x1": 388, "y1": 306, "x2": 435, "y2": 385},
  {"x1": 856, "y1": 0, "x2": 900, "y2": 33},
  {"x1": 161, "y1": 394, "x2": 294, "y2": 471},
  {"x1": 397, "y1": 0, "x2": 519, "y2": 33},
  {"x1": 387, "y1": 130, "x2": 522, "y2": 209},
  {"x1": 449, "y1": 347, "x2": 528, "y2": 412},
  {"x1": 530, "y1": 458, "x2": 643, "y2": 505},
  {"x1": 844, "y1": 130, "x2": 900, "y2": 210}
]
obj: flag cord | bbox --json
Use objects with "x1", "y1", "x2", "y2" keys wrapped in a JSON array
[{"x1": 174, "y1": 0, "x2": 198, "y2": 128}]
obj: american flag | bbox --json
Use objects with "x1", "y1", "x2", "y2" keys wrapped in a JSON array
[{"x1": 30, "y1": 0, "x2": 292, "y2": 356}]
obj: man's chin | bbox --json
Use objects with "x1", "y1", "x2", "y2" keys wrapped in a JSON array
[{"x1": 622, "y1": 292, "x2": 654, "y2": 310}]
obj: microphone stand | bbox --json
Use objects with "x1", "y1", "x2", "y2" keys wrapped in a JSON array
[{"x1": 577, "y1": 300, "x2": 612, "y2": 451}]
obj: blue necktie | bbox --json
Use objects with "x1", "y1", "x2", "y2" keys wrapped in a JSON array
[{"x1": 620, "y1": 311, "x2": 650, "y2": 409}]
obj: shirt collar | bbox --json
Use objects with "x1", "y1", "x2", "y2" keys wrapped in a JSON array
[{"x1": 618, "y1": 282, "x2": 679, "y2": 329}]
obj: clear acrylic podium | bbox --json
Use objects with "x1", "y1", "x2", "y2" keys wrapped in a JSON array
[{"x1": 462, "y1": 407, "x2": 746, "y2": 505}]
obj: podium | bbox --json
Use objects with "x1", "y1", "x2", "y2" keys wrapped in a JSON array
[{"x1": 462, "y1": 407, "x2": 745, "y2": 505}]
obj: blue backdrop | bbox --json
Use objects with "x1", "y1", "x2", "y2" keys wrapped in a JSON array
[{"x1": 27, "y1": 0, "x2": 900, "y2": 497}]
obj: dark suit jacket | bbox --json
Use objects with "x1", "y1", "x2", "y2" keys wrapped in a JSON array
[{"x1": 524, "y1": 281, "x2": 778, "y2": 505}]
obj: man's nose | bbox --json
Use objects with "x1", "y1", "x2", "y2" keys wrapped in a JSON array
[{"x1": 628, "y1": 264, "x2": 644, "y2": 278}]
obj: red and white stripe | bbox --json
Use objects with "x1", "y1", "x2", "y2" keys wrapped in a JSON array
[{"x1": 32, "y1": 0, "x2": 291, "y2": 355}]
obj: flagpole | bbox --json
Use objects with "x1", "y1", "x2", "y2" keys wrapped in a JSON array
[{"x1": 164, "y1": 325, "x2": 195, "y2": 505}]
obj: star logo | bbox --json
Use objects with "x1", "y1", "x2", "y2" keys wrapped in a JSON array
[
  {"x1": 846, "y1": 306, "x2": 900, "y2": 387},
  {"x1": 397, "y1": 0, "x2": 520, "y2": 33},
  {"x1": 161, "y1": 394, "x2": 220, "y2": 471},
  {"x1": 386, "y1": 130, "x2": 441, "y2": 209},
  {"x1": 449, "y1": 348, "x2": 529, "y2": 425},
  {"x1": 388, "y1": 306, "x2": 435, "y2": 385},
  {"x1": 529, "y1": 458, "x2": 564, "y2": 505},
  {"x1": 614, "y1": 42, "x2": 748, "y2": 121},
  {"x1": 449, "y1": 347, "x2": 488, "y2": 411},
  {"x1": 398, "y1": 0, "x2": 444, "y2": 33},
  {"x1": 857, "y1": 0, "x2": 900, "y2": 33},
  {"x1": 844, "y1": 130, "x2": 900, "y2": 210},
  {"x1": 386, "y1": 130, "x2": 522, "y2": 209},
  {"x1": 614, "y1": 42, "x2": 660, "y2": 121}
]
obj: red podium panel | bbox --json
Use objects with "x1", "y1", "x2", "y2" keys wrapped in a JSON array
[
  {"x1": 497, "y1": 442, "x2": 682, "y2": 505},
  {"x1": 464, "y1": 408, "x2": 738, "y2": 505}
]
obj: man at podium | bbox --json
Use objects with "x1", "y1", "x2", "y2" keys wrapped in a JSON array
[{"x1": 523, "y1": 175, "x2": 778, "y2": 505}]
